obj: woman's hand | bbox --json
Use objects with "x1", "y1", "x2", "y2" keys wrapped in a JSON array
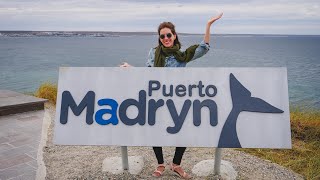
[
  {"x1": 204, "y1": 12, "x2": 223, "y2": 44},
  {"x1": 119, "y1": 62, "x2": 132, "y2": 67},
  {"x1": 207, "y1": 13, "x2": 223, "y2": 26}
]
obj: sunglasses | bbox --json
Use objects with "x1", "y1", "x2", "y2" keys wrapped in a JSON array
[{"x1": 160, "y1": 33, "x2": 173, "y2": 39}]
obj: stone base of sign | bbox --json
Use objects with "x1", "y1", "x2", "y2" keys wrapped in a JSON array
[
  {"x1": 102, "y1": 156, "x2": 144, "y2": 175},
  {"x1": 192, "y1": 159, "x2": 237, "y2": 180}
]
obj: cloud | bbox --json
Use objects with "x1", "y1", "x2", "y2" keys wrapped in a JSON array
[{"x1": 0, "y1": 0, "x2": 319, "y2": 34}]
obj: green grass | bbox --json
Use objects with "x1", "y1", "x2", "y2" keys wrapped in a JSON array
[
  {"x1": 239, "y1": 109, "x2": 320, "y2": 180},
  {"x1": 34, "y1": 83, "x2": 320, "y2": 179}
]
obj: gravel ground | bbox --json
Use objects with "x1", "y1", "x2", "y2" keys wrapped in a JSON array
[{"x1": 42, "y1": 106, "x2": 304, "y2": 180}]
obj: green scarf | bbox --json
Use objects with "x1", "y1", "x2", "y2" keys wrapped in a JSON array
[{"x1": 154, "y1": 44, "x2": 199, "y2": 67}]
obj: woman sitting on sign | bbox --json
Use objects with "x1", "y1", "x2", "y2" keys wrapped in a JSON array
[{"x1": 120, "y1": 13, "x2": 223, "y2": 179}]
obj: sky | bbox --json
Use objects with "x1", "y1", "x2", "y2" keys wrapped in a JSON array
[{"x1": 0, "y1": 0, "x2": 319, "y2": 35}]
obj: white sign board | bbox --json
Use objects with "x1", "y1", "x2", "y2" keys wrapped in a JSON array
[{"x1": 54, "y1": 67, "x2": 291, "y2": 148}]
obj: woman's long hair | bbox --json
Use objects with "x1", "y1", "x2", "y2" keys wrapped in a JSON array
[{"x1": 157, "y1": 22, "x2": 181, "y2": 48}]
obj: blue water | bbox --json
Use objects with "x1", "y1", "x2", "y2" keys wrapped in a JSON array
[{"x1": 0, "y1": 35, "x2": 319, "y2": 109}]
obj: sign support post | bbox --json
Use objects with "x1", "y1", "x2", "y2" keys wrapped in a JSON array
[
  {"x1": 121, "y1": 146, "x2": 129, "y2": 170},
  {"x1": 214, "y1": 148, "x2": 222, "y2": 175}
]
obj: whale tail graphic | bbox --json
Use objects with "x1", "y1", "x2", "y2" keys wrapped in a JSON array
[
  {"x1": 230, "y1": 73, "x2": 284, "y2": 113},
  {"x1": 218, "y1": 73, "x2": 284, "y2": 148}
]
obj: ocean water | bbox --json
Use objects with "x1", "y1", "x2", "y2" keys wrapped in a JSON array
[{"x1": 0, "y1": 35, "x2": 319, "y2": 109}]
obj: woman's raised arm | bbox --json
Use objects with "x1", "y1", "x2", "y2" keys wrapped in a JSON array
[{"x1": 204, "y1": 13, "x2": 223, "y2": 44}]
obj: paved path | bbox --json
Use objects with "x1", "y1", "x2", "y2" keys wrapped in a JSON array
[
  {"x1": 0, "y1": 90, "x2": 47, "y2": 179},
  {"x1": 0, "y1": 110, "x2": 44, "y2": 180}
]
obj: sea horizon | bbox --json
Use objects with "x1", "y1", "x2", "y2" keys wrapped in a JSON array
[{"x1": 1, "y1": 30, "x2": 320, "y2": 37}]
